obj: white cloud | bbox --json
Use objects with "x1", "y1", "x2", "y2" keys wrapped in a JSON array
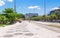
[
  {"x1": 28, "y1": 6, "x2": 41, "y2": 9},
  {"x1": 8, "y1": 0, "x2": 13, "y2": 2},
  {"x1": 0, "y1": 0, "x2": 13, "y2": 6},
  {"x1": 38, "y1": 8, "x2": 41, "y2": 9},
  {"x1": 0, "y1": 0, "x2": 5, "y2": 6},
  {"x1": 51, "y1": 7, "x2": 59, "y2": 10},
  {"x1": 0, "y1": 0, "x2": 6, "y2": 1}
]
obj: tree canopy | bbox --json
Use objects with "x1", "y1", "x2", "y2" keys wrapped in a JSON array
[{"x1": 0, "y1": 8, "x2": 25, "y2": 25}]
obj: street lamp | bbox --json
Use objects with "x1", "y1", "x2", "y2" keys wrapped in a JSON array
[{"x1": 14, "y1": 0, "x2": 16, "y2": 12}]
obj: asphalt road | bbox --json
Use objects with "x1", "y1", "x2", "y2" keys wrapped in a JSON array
[
  {"x1": 0, "y1": 21, "x2": 60, "y2": 38},
  {"x1": 30, "y1": 21, "x2": 60, "y2": 33}
]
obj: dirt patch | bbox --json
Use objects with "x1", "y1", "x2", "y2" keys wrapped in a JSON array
[{"x1": 48, "y1": 24, "x2": 60, "y2": 28}]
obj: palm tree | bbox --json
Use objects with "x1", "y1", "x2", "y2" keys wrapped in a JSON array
[
  {"x1": 2, "y1": 8, "x2": 14, "y2": 14},
  {"x1": 2, "y1": 8, "x2": 17, "y2": 24}
]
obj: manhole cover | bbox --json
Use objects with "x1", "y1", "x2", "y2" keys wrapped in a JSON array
[
  {"x1": 24, "y1": 33, "x2": 34, "y2": 36},
  {"x1": 23, "y1": 30, "x2": 30, "y2": 32},
  {"x1": 3, "y1": 34, "x2": 13, "y2": 37},
  {"x1": 7, "y1": 31, "x2": 14, "y2": 33},
  {"x1": 57, "y1": 36, "x2": 60, "y2": 38},
  {"x1": 14, "y1": 33, "x2": 23, "y2": 35}
]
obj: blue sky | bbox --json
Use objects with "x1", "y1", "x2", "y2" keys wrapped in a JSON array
[{"x1": 0, "y1": 0, "x2": 60, "y2": 15}]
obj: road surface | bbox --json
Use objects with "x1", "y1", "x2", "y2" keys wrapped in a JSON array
[{"x1": 0, "y1": 21, "x2": 60, "y2": 38}]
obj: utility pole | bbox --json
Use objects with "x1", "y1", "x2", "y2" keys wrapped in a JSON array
[
  {"x1": 44, "y1": 0, "x2": 46, "y2": 16},
  {"x1": 14, "y1": 0, "x2": 16, "y2": 12},
  {"x1": 44, "y1": 0, "x2": 46, "y2": 21},
  {"x1": 29, "y1": 13, "x2": 30, "y2": 23}
]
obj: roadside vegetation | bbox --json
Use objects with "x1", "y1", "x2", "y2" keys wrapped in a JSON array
[
  {"x1": 30, "y1": 7, "x2": 60, "y2": 22},
  {"x1": 0, "y1": 8, "x2": 25, "y2": 26}
]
